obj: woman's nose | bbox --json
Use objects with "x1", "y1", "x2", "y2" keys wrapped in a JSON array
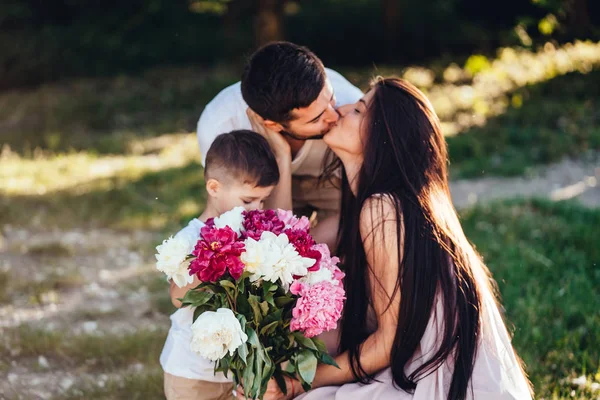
[{"x1": 336, "y1": 104, "x2": 352, "y2": 117}]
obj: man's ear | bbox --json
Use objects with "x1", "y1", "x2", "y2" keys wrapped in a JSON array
[
  {"x1": 206, "y1": 178, "x2": 221, "y2": 197},
  {"x1": 263, "y1": 119, "x2": 285, "y2": 133}
]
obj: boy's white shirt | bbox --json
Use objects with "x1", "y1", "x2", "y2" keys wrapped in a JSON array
[
  {"x1": 159, "y1": 218, "x2": 232, "y2": 382},
  {"x1": 196, "y1": 67, "x2": 364, "y2": 175}
]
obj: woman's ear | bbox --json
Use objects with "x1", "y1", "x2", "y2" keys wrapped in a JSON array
[{"x1": 206, "y1": 178, "x2": 221, "y2": 197}]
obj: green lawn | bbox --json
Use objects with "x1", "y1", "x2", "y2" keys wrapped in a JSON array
[{"x1": 461, "y1": 199, "x2": 600, "y2": 398}]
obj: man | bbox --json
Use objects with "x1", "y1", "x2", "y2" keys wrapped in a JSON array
[{"x1": 196, "y1": 41, "x2": 363, "y2": 247}]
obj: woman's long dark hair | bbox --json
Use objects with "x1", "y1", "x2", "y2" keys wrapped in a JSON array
[{"x1": 329, "y1": 78, "x2": 532, "y2": 400}]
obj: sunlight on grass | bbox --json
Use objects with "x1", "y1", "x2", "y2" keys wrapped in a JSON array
[
  {"x1": 344, "y1": 40, "x2": 600, "y2": 136},
  {"x1": 0, "y1": 134, "x2": 199, "y2": 196}
]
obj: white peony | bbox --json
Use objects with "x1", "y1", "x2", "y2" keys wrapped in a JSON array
[
  {"x1": 298, "y1": 267, "x2": 339, "y2": 286},
  {"x1": 155, "y1": 234, "x2": 195, "y2": 288},
  {"x1": 190, "y1": 308, "x2": 248, "y2": 361},
  {"x1": 241, "y1": 231, "x2": 315, "y2": 289},
  {"x1": 213, "y1": 206, "x2": 246, "y2": 235}
]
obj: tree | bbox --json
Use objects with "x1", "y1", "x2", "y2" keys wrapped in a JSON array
[{"x1": 254, "y1": 0, "x2": 285, "y2": 47}]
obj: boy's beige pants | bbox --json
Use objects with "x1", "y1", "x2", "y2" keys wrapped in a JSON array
[{"x1": 164, "y1": 373, "x2": 234, "y2": 400}]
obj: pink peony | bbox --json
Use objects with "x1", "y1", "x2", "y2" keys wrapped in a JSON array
[
  {"x1": 290, "y1": 281, "x2": 345, "y2": 338},
  {"x1": 312, "y1": 243, "x2": 345, "y2": 283},
  {"x1": 285, "y1": 229, "x2": 321, "y2": 271},
  {"x1": 242, "y1": 210, "x2": 285, "y2": 240},
  {"x1": 189, "y1": 225, "x2": 245, "y2": 282},
  {"x1": 277, "y1": 209, "x2": 311, "y2": 232}
]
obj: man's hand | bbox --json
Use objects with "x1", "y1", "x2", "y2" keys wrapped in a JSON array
[{"x1": 246, "y1": 108, "x2": 291, "y2": 162}]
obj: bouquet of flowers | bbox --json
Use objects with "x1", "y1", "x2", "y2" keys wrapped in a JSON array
[{"x1": 155, "y1": 207, "x2": 345, "y2": 399}]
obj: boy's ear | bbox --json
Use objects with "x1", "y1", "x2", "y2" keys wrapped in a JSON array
[
  {"x1": 263, "y1": 119, "x2": 284, "y2": 133},
  {"x1": 206, "y1": 178, "x2": 221, "y2": 197}
]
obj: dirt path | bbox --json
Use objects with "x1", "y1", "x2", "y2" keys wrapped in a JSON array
[{"x1": 451, "y1": 154, "x2": 600, "y2": 209}]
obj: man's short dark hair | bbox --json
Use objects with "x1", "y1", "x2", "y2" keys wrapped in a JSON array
[
  {"x1": 204, "y1": 130, "x2": 280, "y2": 187},
  {"x1": 241, "y1": 41, "x2": 326, "y2": 124}
]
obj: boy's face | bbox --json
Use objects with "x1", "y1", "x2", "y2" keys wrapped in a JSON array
[{"x1": 209, "y1": 179, "x2": 275, "y2": 214}]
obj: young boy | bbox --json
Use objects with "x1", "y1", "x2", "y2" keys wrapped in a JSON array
[{"x1": 160, "y1": 129, "x2": 280, "y2": 400}]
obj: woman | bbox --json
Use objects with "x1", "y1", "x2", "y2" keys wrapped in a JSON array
[{"x1": 239, "y1": 78, "x2": 533, "y2": 399}]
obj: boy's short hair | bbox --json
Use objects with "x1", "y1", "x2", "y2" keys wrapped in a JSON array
[
  {"x1": 204, "y1": 130, "x2": 280, "y2": 187},
  {"x1": 241, "y1": 41, "x2": 326, "y2": 124}
]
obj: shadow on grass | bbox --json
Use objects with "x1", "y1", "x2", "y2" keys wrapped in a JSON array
[
  {"x1": 448, "y1": 70, "x2": 600, "y2": 179},
  {"x1": 0, "y1": 161, "x2": 207, "y2": 232}
]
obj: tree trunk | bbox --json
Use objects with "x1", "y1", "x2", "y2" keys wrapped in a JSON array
[
  {"x1": 254, "y1": 0, "x2": 284, "y2": 47},
  {"x1": 568, "y1": 0, "x2": 590, "y2": 36},
  {"x1": 382, "y1": 0, "x2": 401, "y2": 61}
]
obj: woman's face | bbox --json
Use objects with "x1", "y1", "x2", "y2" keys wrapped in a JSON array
[{"x1": 323, "y1": 90, "x2": 375, "y2": 157}]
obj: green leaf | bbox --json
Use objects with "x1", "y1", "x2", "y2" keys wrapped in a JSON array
[
  {"x1": 312, "y1": 338, "x2": 327, "y2": 353},
  {"x1": 237, "y1": 342, "x2": 248, "y2": 365},
  {"x1": 253, "y1": 343, "x2": 265, "y2": 396},
  {"x1": 293, "y1": 332, "x2": 318, "y2": 351},
  {"x1": 273, "y1": 370, "x2": 288, "y2": 396},
  {"x1": 248, "y1": 295, "x2": 264, "y2": 324},
  {"x1": 237, "y1": 277, "x2": 246, "y2": 294},
  {"x1": 263, "y1": 309, "x2": 282, "y2": 326},
  {"x1": 219, "y1": 279, "x2": 237, "y2": 291},
  {"x1": 259, "y1": 353, "x2": 275, "y2": 398},
  {"x1": 259, "y1": 320, "x2": 279, "y2": 336},
  {"x1": 297, "y1": 350, "x2": 318, "y2": 386},
  {"x1": 242, "y1": 350, "x2": 256, "y2": 399},
  {"x1": 259, "y1": 300, "x2": 269, "y2": 316},
  {"x1": 246, "y1": 327, "x2": 260, "y2": 349},
  {"x1": 317, "y1": 352, "x2": 340, "y2": 368},
  {"x1": 274, "y1": 295, "x2": 295, "y2": 308},
  {"x1": 181, "y1": 290, "x2": 213, "y2": 308},
  {"x1": 236, "y1": 292, "x2": 251, "y2": 316}
]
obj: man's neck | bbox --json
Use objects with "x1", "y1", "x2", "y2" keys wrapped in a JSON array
[{"x1": 287, "y1": 137, "x2": 305, "y2": 159}]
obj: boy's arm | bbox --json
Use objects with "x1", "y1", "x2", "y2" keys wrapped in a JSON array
[{"x1": 170, "y1": 275, "x2": 201, "y2": 308}]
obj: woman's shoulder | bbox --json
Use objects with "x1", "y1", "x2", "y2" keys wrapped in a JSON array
[{"x1": 359, "y1": 194, "x2": 402, "y2": 236}]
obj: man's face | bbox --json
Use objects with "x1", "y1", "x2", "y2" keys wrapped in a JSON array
[{"x1": 283, "y1": 79, "x2": 340, "y2": 140}]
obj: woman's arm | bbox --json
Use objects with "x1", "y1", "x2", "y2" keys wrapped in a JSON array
[{"x1": 311, "y1": 195, "x2": 403, "y2": 389}]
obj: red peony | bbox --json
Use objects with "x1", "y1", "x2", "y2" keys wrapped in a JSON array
[
  {"x1": 285, "y1": 229, "x2": 321, "y2": 271},
  {"x1": 242, "y1": 210, "x2": 285, "y2": 241},
  {"x1": 189, "y1": 225, "x2": 245, "y2": 282}
]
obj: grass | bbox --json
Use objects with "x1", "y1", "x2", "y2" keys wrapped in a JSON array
[
  {"x1": 0, "y1": 66, "x2": 238, "y2": 154},
  {"x1": 448, "y1": 70, "x2": 600, "y2": 178},
  {"x1": 0, "y1": 148, "x2": 206, "y2": 231},
  {"x1": 0, "y1": 325, "x2": 167, "y2": 371},
  {"x1": 55, "y1": 368, "x2": 164, "y2": 400},
  {"x1": 461, "y1": 199, "x2": 600, "y2": 398}
]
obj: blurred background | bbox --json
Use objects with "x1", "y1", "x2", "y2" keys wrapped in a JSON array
[{"x1": 0, "y1": 1, "x2": 599, "y2": 399}]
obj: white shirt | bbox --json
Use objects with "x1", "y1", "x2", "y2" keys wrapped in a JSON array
[
  {"x1": 196, "y1": 68, "x2": 363, "y2": 176},
  {"x1": 159, "y1": 219, "x2": 231, "y2": 382}
]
